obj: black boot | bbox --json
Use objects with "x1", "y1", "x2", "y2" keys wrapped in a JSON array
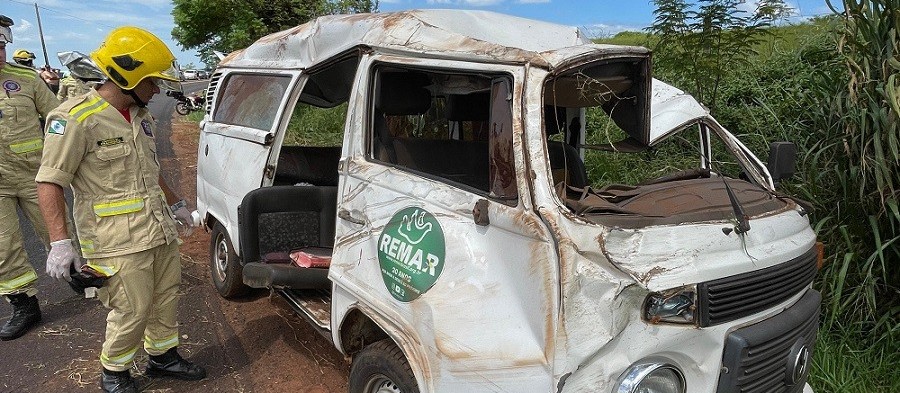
[
  {"x1": 145, "y1": 347, "x2": 206, "y2": 380},
  {"x1": 0, "y1": 294, "x2": 41, "y2": 341},
  {"x1": 100, "y1": 368, "x2": 138, "y2": 393}
]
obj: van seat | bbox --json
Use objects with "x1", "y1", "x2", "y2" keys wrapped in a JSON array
[
  {"x1": 275, "y1": 146, "x2": 342, "y2": 186},
  {"x1": 547, "y1": 141, "x2": 588, "y2": 188},
  {"x1": 239, "y1": 185, "x2": 337, "y2": 265}
]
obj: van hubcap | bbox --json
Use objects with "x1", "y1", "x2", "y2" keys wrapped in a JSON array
[
  {"x1": 365, "y1": 375, "x2": 401, "y2": 393},
  {"x1": 214, "y1": 233, "x2": 229, "y2": 282}
]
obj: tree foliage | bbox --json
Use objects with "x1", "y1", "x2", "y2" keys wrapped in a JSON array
[
  {"x1": 647, "y1": 0, "x2": 790, "y2": 109},
  {"x1": 171, "y1": 0, "x2": 378, "y2": 67}
]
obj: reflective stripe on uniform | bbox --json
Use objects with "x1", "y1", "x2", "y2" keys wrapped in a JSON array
[
  {"x1": 100, "y1": 346, "x2": 138, "y2": 367},
  {"x1": 9, "y1": 138, "x2": 43, "y2": 153},
  {"x1": 83, "y1": 263, "x2": 118, "y2": 277},
  {"x1": 1, "y1": 66, "x2": 37, "y2": 79},
  {"x1": 0, "y1": 270, "x2": 38, "y2": 291},
  {"x1": 69, "y1": 96, "x2": 109, "y2": 123},
  {"x1": 93, "y1": 198, "x2": 144, "y2": 217},
  {"x1": 144, "y1": 333, "x2": 179, "y2": 351},
  {"x1": 80, "y1": 239, "x2": 95, "y2": 254}
]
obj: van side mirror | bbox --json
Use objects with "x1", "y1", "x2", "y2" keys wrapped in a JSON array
[{"x1": 767, "y1": 142, "x2": 797, "y2": 185}]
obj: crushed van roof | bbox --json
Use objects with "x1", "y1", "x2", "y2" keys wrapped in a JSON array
[{"x1": 221, "y1": 9, "x2": 605, "y2": 69}]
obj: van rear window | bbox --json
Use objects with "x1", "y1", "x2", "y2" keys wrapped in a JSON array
[{"x1": 213, "y1": 73, "x2": 291, "y2": 130}]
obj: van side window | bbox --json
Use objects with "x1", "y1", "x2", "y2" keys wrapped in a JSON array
[
  {"x1": 213, "y1": 74, "x2": 291, "y2": 130},
  {"x1": 370, "y1": 67, "x2": 517, "y2": 201},
  {"x1": 273, "y1": 55, "x2": 358, "y2": 187}
]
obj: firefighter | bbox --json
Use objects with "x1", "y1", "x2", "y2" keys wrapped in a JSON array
[
  {"x1": 12, "y1": 48, "x2": 35, "y2": 68},
  {"x1": 36, "y1": 26, "x2": 204, "y2": 393},
  {"x1": 0, "y1": 14, "x2": 60, "y2": 341},
  {"x1": 57, "y1": 51, "x2": 101, "y2": 102}
]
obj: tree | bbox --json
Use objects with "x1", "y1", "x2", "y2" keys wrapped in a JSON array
[
  {"x1": 646, "y1": 0, "x2": 790, "y2": 110},
  {"x1": 171, "y1": 0, "x2": 378, "y2": 68}
]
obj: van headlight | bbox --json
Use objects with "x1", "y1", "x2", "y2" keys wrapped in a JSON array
[
  {"x1": 614, "y1": 361, "x2": 685, "y2": 393},
  {"x1": 643, "y1": 286, "x2": 696, "y2": 325}
]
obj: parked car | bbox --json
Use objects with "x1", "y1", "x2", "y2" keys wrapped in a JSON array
[
  {"x1": 194, "y1": 10, "x2": 820, "y2": 393},
  {"x1": 182, "y1": 69, "x2": 199, "y2": 80}
]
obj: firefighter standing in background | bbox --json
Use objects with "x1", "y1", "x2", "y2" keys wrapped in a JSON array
[
  {"x1": 11, "y1": 48, "x2": 35, "y2": 68},
  {"x1": 57, "y1": 51, "x2": 101, "y2": 102},
  {"x1": 0, "y1": 14, "x2": 60, "y2": 341},
  {"x1": 36, "y1": 26, "x2": 204, "y2": 393},
  {"x1": 13, "y1": 48, "x2": 61, "y2": 94}
]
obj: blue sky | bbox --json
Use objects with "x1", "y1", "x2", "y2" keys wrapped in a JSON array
[{"x1": 2, "y1": 0, "x2": 840, "y2": 71}]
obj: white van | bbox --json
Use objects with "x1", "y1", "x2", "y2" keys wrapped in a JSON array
[{"x1": 195, "y1": 10, "x2": 820, "y2": 393}]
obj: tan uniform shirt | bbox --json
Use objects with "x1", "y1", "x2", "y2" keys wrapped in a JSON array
[
  {"x1": 36, "y1": 90, "x2": 179, "y2": 258},
  {"x1": 0, "y1": 63, "x2": 60, "y2": 183},
  {"x1": 57, "y1": 76, "x2": 92, "y2": 102}
]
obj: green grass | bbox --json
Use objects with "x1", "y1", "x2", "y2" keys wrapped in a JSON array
[{"x1": 809, "y1": 325, "x2": 900, "y2": 393}]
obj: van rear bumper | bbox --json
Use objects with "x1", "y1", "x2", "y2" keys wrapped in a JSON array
[{"x1": 242, "y1": 262, "x2": 330, "y2": 290}]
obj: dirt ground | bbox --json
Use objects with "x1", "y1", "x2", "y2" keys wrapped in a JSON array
[{"x1": 0, "y1": 116, "x2": 349, "y2": 393}]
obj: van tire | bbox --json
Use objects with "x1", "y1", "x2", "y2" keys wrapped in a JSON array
[
  {"x1": 210, "y1": 222, "x2": 248, "y2": 298},
  {"x1": 349, "y1": 339, "x2": 419, "y2": 393}
]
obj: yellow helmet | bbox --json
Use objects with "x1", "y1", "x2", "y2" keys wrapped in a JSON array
[
  {"x1": 90, "y1": 26, "x2": 181, "y2": 91},
  {"x1": 13, "y1": 49, "x2": 35, "y2": 60}
]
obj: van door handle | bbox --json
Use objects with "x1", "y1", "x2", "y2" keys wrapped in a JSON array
[
  {"x1": 473, "y1": 199, "x2": 490, "y2": 226},
  {"x1": 338, "y1": 208, "x2": 366, "y2": 225}
]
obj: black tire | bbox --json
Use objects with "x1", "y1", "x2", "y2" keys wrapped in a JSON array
[
  {"x1": 175, "y1": 102, "x2": 190, "y2": 115},
  {"x1": 209, "y1": 221, "x2": 248, "y2": 298},
  {"x1": 349, "y1": 340, "x2": 420, "y2": 393}
]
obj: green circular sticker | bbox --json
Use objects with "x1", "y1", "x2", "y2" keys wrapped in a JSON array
[{"x1": 378, "y1": 207, "x2": 445, "y2": 302}]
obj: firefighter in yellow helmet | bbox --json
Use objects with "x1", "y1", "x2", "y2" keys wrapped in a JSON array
[
  {"x1": 36, "y1": 26, "x2": 204, "y2": 393},
  {"x1": 12, "y1": 49, "x2": 35, "y2": 68},
  {"x1": 0, "y1": 14, "x2": 60, "y2": 341}
]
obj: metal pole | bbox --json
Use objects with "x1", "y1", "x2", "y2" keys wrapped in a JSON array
[{"x1": 34, "y1": 3, "x2": 50, "y2": 67}]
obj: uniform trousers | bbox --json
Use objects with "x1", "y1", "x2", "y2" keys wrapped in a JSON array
[
  {"x1": 0, "y1": 178, "x2": 49, "y2": 297},
  {"x1": 95, "y1": 241, "x2": 181, "y2": 371}
]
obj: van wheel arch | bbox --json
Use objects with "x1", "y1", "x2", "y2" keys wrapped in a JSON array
[{"x1": 339, "y1": 309, "x2": 390, "y2": 356}]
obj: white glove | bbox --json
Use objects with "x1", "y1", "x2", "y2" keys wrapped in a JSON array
[
  {"x1": 171, "y1": 201, "x2": 194, "y2": 236},
  {"x1": 46, "y1": 239, "x2": 82, "y2": 282}
]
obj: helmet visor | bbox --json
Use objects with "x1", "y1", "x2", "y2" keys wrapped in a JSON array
[
  {"x1": 153, "y1": 62, "x2": 183, "y2": 93},
  {"x1": 0, "y1": 26, "x2": 11, "y2": 43}
]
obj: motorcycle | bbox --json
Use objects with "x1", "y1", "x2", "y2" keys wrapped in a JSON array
[{"x1": 167, "y1": 90, "x2": 205, "y2": 115}]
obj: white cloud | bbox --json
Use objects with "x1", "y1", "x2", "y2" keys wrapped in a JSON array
[
  {"x1": 13, "y1": 19, "x2": 34, "y2": 33},
  {"x1": 517, "y1": 0, "x2": 550, "y2": 3}
]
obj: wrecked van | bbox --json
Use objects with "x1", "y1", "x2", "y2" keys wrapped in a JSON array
[{"x1": 194, "y1": 10, "x2": 821, "y2": 393}]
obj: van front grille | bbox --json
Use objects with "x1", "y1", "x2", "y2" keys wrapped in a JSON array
[
  {"x1": 716, "y1": 290, "x2": 819, "y2": 393},
  {"x1": 206, "y1": 71, "x2": 222, "y2": 114},
  {"x1": 698, "y1": 246, "x2": 817, "y2": 327}
]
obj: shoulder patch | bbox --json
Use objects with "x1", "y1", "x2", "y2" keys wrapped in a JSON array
[
  {"x1": 2, "y1": 80, "x2": 21, "y2": 93},
  {"x1": 141, "y1": 119, "x2": 153, "y2": 137},
  {"x1": 48, "y1": 119, "x2": 68, "y2": 135}
]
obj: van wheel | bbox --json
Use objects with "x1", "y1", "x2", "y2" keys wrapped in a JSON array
[
  {"x1": 209, "y1": 222, "x2": 247, "y2": 298},
  {"x1": 349, "y1": 340, "x2": 419, "y2": 393}
]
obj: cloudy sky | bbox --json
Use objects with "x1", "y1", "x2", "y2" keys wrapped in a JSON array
[{"x1": 2, "y1": 0, "x2": 840, "y2": 70}]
